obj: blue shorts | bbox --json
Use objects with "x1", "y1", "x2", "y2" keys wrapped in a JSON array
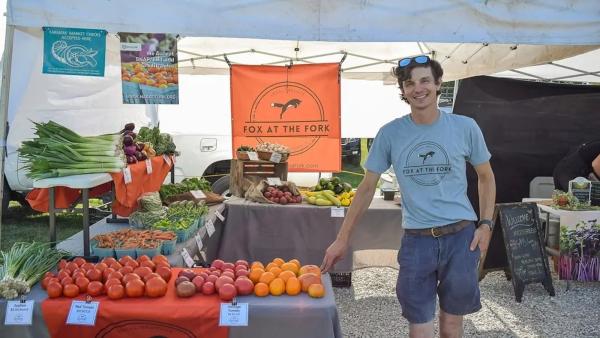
[{"x1": 396, "y1": 222, "x2": 481, "y2": 324}]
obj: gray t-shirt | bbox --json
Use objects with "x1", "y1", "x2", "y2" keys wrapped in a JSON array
[{"x1": 365, "y1": 112, "x2": 491, "y2": 229}]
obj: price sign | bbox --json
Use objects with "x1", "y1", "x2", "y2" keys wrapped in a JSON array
[
  {"x1": 4, "y1": 300, "x2": 34, "y2": 325},
  {"x1": 190, "y1": 190, "x2": 206, "y2": 199},
  {"x1": 206, "y1": 219, "x2": 216, "y2": 237},
  {"x1": 123, "y1": 167, "x2": 132, "y2": 184},
  {"x1": 66, "y1": 300, "x2": 99, "y2": 326},
  {"x1": 267, "y1": 177, "x2": 282, "y2": 186},
  {"x1": 215, "y1": 210, "x2": 225, "y2": 222},
  {"x1": 219, "y1": 303, "x2": 249, "y2": 326},
  {"x1": 247, "y1": 151, "x2": 259, "y2": 161},
  {"x1": 145, "y1": 159, "x2": 153, "y2": 174},
  {"x1": 181, "y1": 248, "x2": 195, "y2": 268},
  {"x1": 195, "y1": 234, "x2": 204, "y2": 251},
  {"x1": 163, "y1": 154, "x2": 172, "y2": 166},
  {"x1": 269, "y1": 152, "x2": 282, "y2": 163},
  {"x1": 331, "y1": 207, "x2": 345, "y2": 218}
]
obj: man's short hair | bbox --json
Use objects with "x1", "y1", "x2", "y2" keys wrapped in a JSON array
[{"x1": 392, "y1": 58, "x2": 444, "y2": 103}]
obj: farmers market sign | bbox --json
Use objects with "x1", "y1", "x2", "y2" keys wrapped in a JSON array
[
  {"x1": 42, "y1": 27, "x2": 106, "y2": 77},
  {"x1": 231, "y1": 64, "x2": 341, "y2": 172}
]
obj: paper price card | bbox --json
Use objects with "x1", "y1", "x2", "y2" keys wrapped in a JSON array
[
  {"x1": 266, "y1": 177, "x2": 282, "y2": 186},
  {"x1": 215, "y1": 210, "x2": 225, "y2": 222},
  {"x1": 66, "y1": 300, "x2": 99, "y2": 326},
  {"x1": 219, "y1": 303, "x2": 249, "y2": 326},
  {"x1": 123, "y1": 167, "x2": 132, "y2": 184},
  {"x1": 4, "y1": 300, "x2": 34, "y2": 325},
  {"x1": 195, "y1": 234, "x2": 204, "y2": 251},
  {"x1": 163, "y1": 154, "x2": 172, "y2": 166},
  {"x1": 269, "y1": 152, "x2": 282, "y2": 163},
  {"x1": 247, "y1": 151, "x2": 259, "y2": 161},
  {"x1": 206, "y1": 219, "x2": 216, "y2": 237},
  {"x1": 190, "y1": 190, "x2": 206, "y2": 199},
  {"x1": 181, "y1": 248, "x2": 195, "y2": 268},
  {"x1": 145, "y1": 159, "x2": 153, "y2": 174},
  {"x1": 331, "y1": 207, "x2": 345, "y2": 218}
]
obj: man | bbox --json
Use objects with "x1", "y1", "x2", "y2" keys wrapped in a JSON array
[
  {"x1": 321, "y1": 55, "x2": 496, "y2": 338},
  {"x1": 553, "y1": 139, "x2": 600, "y2": 192}
]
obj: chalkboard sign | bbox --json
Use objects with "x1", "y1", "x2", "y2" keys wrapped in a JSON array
[{"x1": 480, "y1": 203, "x2": 555, "y2": 302}]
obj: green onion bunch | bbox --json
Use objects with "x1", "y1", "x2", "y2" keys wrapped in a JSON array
[
  {"x1": 0, "y1": 242, "x2": 68, "y2": 299},
  {"x1": 19, "y1": 120, "x2": 126, "y2": 180}
]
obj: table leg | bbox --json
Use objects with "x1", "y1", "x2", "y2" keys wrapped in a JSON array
[
  {"x1": 49, "y1": 187, "x2": 56, "y2": 247},
  {"x1": 82, "y1": 188, "x2": 90, "y2": 256},
  {"x1": 106, "y1": 181, "x2": 129, "y2": 224}
]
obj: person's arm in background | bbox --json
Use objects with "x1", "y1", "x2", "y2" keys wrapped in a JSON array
[
  {"x1": 320, "y1": 171, "x2": 381, "y2": 272},
  {"x1": 470, "y1": 161, "x2": 496, "y2": 252}
]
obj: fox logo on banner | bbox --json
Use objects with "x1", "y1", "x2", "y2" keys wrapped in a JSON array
[{"x1": 231, "y1": 64, "x2": 341, "y2": 172}]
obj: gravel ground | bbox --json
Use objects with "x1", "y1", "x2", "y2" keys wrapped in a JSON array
[{"x1": 334, "y1": 267, "x2": 600, "y2": 337}]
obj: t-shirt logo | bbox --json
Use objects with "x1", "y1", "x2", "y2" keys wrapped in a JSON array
[{"x1": 403, "y1": 141, "x2": 451, "y2": 186}]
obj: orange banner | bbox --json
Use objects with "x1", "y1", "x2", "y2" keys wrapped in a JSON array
[{"x1": 231, "y1": 64, "x2": 341, "y2": 172}]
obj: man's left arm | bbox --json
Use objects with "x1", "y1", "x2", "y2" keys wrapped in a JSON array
[{"x1": 470, "y1": 161, "x2": 496, "y2": 252}]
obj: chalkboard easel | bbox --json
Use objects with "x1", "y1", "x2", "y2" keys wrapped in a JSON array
[{"x1": 479, "y1": 203, "x2": 555, "y2": 302}]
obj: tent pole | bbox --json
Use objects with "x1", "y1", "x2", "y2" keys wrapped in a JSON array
[{"x1": 0, "y1": 24, "x2": 15, "y2": 242}]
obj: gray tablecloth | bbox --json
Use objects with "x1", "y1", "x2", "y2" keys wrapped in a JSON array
[
  {"x1": 215, "y1": 197, "x2": 403, "y2": 272},
  {"x1": 0, "y1": 275, "x2": 341, "y2": 338}
]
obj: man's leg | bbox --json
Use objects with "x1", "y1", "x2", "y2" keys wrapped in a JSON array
[
  {"x1": 439, "y1": 310, "x2": 463, "y2": 338},
  {"x1": 409, "y1": 321, "x2": 434, "y2": 338}
]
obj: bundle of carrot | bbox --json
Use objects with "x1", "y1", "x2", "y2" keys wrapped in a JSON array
[
  {"x1": 93, "y1": 229, "x2": 176, "y2": 249},
  {"x1": 19, "y1": 120, "x2": 126, "y2": 179}
]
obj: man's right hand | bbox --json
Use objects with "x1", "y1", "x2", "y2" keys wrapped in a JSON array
[{"x1": 320, "y1": 238, "x2": 349, "y2": 273}]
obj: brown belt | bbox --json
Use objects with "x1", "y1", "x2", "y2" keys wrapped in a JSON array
[{"x1": 404, "y1": 220, "x2": 472, "y2": 238}]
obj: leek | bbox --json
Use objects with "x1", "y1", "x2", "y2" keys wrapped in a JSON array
[{"x1": 19, "y1": 120, "x2": 126, "y2": 179}]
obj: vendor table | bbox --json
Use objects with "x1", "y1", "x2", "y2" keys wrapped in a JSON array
[
  {"x1": 0, "y1": 274, "x2": 341, "y2": 338},
  {"x1": 33, "y1": 173, "x2": 113, "y2": 256},
  {"x1": 214, "y1": 196, "x2": 403, "y2": 272}
]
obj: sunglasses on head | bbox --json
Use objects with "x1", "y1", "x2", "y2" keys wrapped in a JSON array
[{"x1": 398, "y1": 55, "x2": 430, "y2": 68}]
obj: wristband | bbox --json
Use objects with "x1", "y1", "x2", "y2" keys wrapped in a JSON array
[{"x1": 477, "y1": 219, "x2": 493, "y2": 230}]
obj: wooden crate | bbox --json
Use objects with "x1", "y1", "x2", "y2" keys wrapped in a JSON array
[{"x1": 230, "y1": 159, "x2": 288, "y2": 197}]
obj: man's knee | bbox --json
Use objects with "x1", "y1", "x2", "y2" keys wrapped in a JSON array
[{"x1": 439, "y1": 311, "x2": 463, "y2": 338}]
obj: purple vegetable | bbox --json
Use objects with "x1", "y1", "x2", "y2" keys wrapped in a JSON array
[
  {"x1": 123, "y1": 135, "x2": 134, "y2": 147},
  {"x1": 126, "y1": 155, "x2": 138, "y2": 164},
  {"x1": 136, "y1": 142, "x2": 145, "y2": 152},
  {"x1": 124, "y1": 131, "x2": 137, "y2": 139},
  {"x1": 134, "y1": 150, "x2": 147, "y2": 161},
  {"x1": 124, "y1": 145, "x2": 138, "y2": 156},
  {"x1": 122, "y1": 122, "x2": 135, "y2": 133}
]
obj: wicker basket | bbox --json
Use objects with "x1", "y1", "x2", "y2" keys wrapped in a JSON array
[
  {"x1": 257, "y1": 151, "x2": 289, "y2": 162},
  {"x1": 236, "y1": 150, "x2": 250, "y2": 161}
]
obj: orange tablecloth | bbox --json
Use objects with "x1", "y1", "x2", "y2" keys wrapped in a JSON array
[
  {"x1": 40, "y1": 268, "x2": 228, "y2": 338},
  {"x1": 26, "y1": 156, "x2": 173, "y2": 217}
]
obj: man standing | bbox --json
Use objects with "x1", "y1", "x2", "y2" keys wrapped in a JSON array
[{"x1": 321, "y1": 56, "x2": 496, "y2": 338}]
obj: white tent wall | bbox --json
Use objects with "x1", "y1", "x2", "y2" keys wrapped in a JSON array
[{"x1": 5, "y1": 27, "x2": 153, "y2": 191}]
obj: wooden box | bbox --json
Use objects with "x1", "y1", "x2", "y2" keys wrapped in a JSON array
[{"x1": 230, "y1": 159, "x2": 288, "y2": 197}]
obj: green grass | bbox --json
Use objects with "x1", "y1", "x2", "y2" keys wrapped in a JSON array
[{"x1": 1, "y1": 200, "x2": 105, "y2": 252}]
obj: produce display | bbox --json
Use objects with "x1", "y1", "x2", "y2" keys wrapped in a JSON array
[
  {"x1": 307, "y1": 177, "x2": 354, "y2": 206},
  {"x1": 559, "y1": 221, "x2": 600, "y2": 281},
  {"x1": 552, "y1": 190, "x2": 600, "y2": 210},
  {"x1": 136, "y1": 125, "x2": 178, "y2": 156},
  {"x1": 236, "y1": 145, "x2": 255, "y2": 152},
  {"x1": 152, "y1": 200, "x2": 208, "y2": 242},
  {"x1": 262, "y1": 185, "x2": 303, "y2": 205},
  {"x1": 255, "y1": 142, "x2": 289, "y2": 154},
  {"x1": 19, "y1": 121, "x2": 126, "y2": 179},
  {"x1": 159, "y1": 177, "x2": 212, "y2": 202},
  {"x1": 0, "y1": 242, "x2": 67, "y2": 299},
  {"x1": 129, "y1": 192, "x2": 168, "y2": 228},
  {"x1": 92, "y1": 229, "x2": 176, "y2": 256},
  {"x1": 175, "y1": 258, "x2": 324, "y2": 299},
  {"x1": 43, "y1": 255, "x2": 172, "y2": 299},
  {"x1": 121, "y1": 63, "x2": 178, "y2": 88},
  {"x1": 121, "y1": 122, "x2": 157, "y2": 164}
]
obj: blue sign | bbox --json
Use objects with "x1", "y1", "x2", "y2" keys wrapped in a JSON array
[{"x1": 43, "y1": 27, "x2": 106, "y2": 77}]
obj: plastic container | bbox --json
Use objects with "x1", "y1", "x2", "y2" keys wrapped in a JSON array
[
  {"x1": 175, "y1": 228, "x2": 188, "y2": 243},
  {"x1": 161, "y1": 238, "x2": 177, "y2": 255},
  {"x1": 136, "y1": 243, "x2": 163, "y2": 258},
  {"x1": 92, "y1": 246, "x2": 115, "y2": 259},
  {"x1": 114, "y1": 247, "x2": 137, "y2": 260}
]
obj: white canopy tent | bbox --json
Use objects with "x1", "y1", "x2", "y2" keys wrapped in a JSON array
[{"x1": 1, "y1": 0, "x2": 600, "y2": 219}]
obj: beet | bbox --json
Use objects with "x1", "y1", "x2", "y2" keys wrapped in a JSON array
[
  {"x1": 123, "y1": 135, "x2": 134, "y2": 147},
  {"x1": 122, "y1": 123, "x2": 135, "y2": 132}
]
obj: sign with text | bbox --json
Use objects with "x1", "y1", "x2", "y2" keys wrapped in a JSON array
[
  {"x1": 43, "y1": 27, "x2": 106, "y2": 77},
  {"x1": 119, "y1": 33, "x2": 179, "y2": 104},
  {"x1": 480, "y1": 203, "x2": 555, "y2": 302},
  {"x1": 4, "y1": 300, "x2": 34, "y2": 325},
  {"x1": 231, "y1": 64, "x2": 341, "y2": 172},
  {"x1": 219, "y1": 303, "x2": 249, "y2": 326},
  {"x1": 66, "y1": 300, "x2": 99, "y2": 326}
]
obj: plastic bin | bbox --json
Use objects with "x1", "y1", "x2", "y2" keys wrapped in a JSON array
[
  {"x1": 114, "y1": 247, "x2": 137, "y2": 260},
  {"x1": 136, "y1": 243, "x2": 163, "y2": 258},
  {"x1": 161, "y1": 238, "x2": 177, "y2": 255},
  {"x1": 92, "y1": 246, "x2": 115, "y2": 259}
]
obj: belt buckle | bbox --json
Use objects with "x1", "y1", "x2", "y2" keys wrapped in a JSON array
[{"x1": 431, "y1": 227, "x2": 442, "y2": 238}]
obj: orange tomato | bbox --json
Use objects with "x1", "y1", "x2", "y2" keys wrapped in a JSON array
[
  {"x1": 107, "y1": 284, "x2": 125, "y2": 300},
  {"x1": 47, "y1": 282, "x2": 63, "y2": 298},
  {"x1": 63, "y1": 284, "x2": 79, "y2": 298},
  {"x1": 145, "y1": 277, "x2": 167, "y2": 298},
  {"x1": 125, "y1": 279, "x2": 145, "y2": 298},
  {"x1": 87, "y1": 281, "x2": 104, "y2": 297}
]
